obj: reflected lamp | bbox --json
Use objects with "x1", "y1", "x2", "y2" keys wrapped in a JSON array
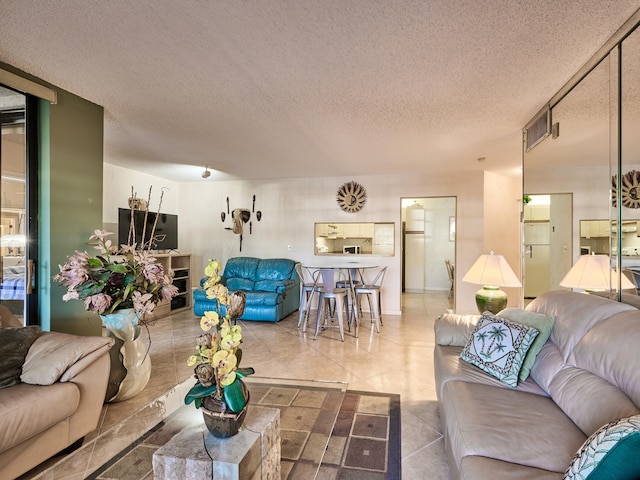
[
  {"x1": 462, "y1": 251, "x2": 522, "y2": 314},
  {"x1": 559, "y1": 254, "x2": 635, "y2": 292},
  {"x1": 0, "y1": 234, "x2": 26, "y2": 255}
]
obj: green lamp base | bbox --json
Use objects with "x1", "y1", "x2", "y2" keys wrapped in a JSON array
[{"x1": 475, "y1": 286, "x2": 508, "y2": 314}]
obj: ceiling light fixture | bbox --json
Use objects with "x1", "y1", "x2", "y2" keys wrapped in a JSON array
[{"x1": 202, "y1": 166, "x2": 211, "y2": 179}]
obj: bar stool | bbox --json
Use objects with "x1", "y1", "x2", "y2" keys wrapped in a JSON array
[
  {"x1": 354, "y1": 266, "x2": 387, "y2": 333},
  {"x1": 336, "y1": 267, "x2": 365, "y2": 325},
  {"x1": 295, "y1": 264, "x2": 317, "y2": 329},
  {"x1": 315, "y1": 269, "x2": 350, "y2": 341}
]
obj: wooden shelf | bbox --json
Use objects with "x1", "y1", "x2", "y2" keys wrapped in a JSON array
[{"x1": 146, "y1": 253, "x2": 191, "y2": 320}]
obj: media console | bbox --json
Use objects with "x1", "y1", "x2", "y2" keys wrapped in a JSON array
[{"x1": 148, "y1": 253, "x2": 191, "y2": 319}]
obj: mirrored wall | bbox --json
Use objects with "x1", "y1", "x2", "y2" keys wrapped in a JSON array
[{"x1": 523, "y1": 15, "x2": 640, "y2": 300}]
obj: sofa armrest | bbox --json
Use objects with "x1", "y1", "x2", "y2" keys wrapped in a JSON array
[
  {"x1": 20, "y1": 332, "x2": 114, "y2": 385},
  {"x1": 435, "y1": 313, "x2": 480, "y2": 346}
]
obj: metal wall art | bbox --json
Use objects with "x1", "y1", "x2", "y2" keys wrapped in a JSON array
[
  {"x1": 222, "y1": 194, "x2": 262, "y2": 251},
  {"x1": 612, "y1": 170, "x2": 640, "y2": 208},
  {"x1": 336, "y1": 181, "x2": 367, "y2": 213}
]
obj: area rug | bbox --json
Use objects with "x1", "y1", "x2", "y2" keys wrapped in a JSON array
[{"x1": 87, "y1": 381, "x2": 401, "y2": 480}]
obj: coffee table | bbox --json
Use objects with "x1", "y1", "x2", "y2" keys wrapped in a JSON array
[
  {"x1": 82, "y1": 376, "x2": 348, "y2": 480},
  {"x1": 153, "y1": 403, "x2": 280, "y2": 479}
]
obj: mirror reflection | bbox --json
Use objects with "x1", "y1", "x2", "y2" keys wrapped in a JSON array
[
  {"x1": 523, "y1": 53, "x2": 611, "y2": 300},
  {"x1": 580, "y1": 219, "x2": 640, "y2": 261},
  {"x1": 314, "y1": 222, "x2": 394, "y2": 256},
  {"x1": 619, "y1": 25, "x2": 640, "y2": 278},
  {"x1": 0, "y1": 87, "x2": 27, "y2": 320},
  {"x1": 522, "y1": 19, "x2": 640, "y2": 302}
]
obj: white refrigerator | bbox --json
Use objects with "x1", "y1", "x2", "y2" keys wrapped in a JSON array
[
  {"x1": 404, "y1": 205, "x2": 425, "y2": 293},
  {"x1": 524, "y1": 222, "x2": 551, "y2": 298}
]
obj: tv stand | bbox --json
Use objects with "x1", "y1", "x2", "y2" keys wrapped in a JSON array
[{"x1": 147, "y1": 253, "x2": 191, "y2": 319}]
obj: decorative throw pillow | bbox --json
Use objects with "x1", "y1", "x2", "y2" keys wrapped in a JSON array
[
  {"x1": 497, "y1": 308, "x2": 555, "y2": 381},
  {"x1": 0, "y1": 326, "x2": 41, "y2": 388},
  {"x1": 564, "y1": 415, "x2": 640, "y2": 480},
  {"x1": 460, "y1": 312, "x2": 539, "y2": 388}
]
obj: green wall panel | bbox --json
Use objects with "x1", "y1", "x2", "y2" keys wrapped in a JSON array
[
  {"x1": 1, "y1": 62, "x2": 104, "y2": 335},
  {"x1": 48, "y1": 90, "x2": 104, "y2": 335}
]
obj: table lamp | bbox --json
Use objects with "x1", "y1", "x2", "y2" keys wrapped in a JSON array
[
  {"x1": 462, "y1": 251, "x2": 522, "y2": 314},
  {"x1": 559, "y1": 253, "x2": 635, "y2": 292},
  {"x1": 0, "y1": 234, "x2": 26, "y2": 255}
]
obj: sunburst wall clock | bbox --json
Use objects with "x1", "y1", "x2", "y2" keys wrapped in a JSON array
[
  {"x1": 336, "y1": 181, "x2": 367, "y2": 213},
  {"x1": 612, "y1": 170, "x2": 640, "y2": 208}
]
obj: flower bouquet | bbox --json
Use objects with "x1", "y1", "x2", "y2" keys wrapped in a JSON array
[{"x1": 53, "y1": 229, "x2": 179, "y2": 315}]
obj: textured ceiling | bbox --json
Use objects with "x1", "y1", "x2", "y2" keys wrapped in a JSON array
[{"x1": 0, "y1": 0, "x2": 639, "y2": 182}]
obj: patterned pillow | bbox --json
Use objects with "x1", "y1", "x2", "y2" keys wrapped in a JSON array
[
  {"x1": 460, "y1": 312, "x2": 539, "y2": 388},
  {"x1": 497, "y1": 308, "x2": 555, "y2": 381},
  {"x1": 564, "y1": 415, "x2": 640, "y2": 479}
]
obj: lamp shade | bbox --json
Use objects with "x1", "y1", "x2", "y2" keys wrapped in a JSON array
[
  {"x1": 462, "y1": 252, "x2": 522, "y2": 288},
  {"x1": 559, "y1": 254, "x2": 635, "y2": 290},
  {"x1": 0, "y1": 234, "x2": 25, "y2": 247}
]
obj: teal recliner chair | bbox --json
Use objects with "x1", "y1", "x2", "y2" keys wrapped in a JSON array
[{"x1": 193, "y1": 257, "x2": 300, "y2": 322}]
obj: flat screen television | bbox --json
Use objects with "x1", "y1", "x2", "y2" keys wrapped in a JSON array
[{"x1": 118, "y1": 208, "x2": 178, "y2": 251}]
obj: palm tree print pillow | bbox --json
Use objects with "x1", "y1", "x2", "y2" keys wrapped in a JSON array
[{"x1": 460, "y1": 312, "x2": 539, "y2": 388}]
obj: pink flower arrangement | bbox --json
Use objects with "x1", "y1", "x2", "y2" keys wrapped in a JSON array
[{"x1": 54, "y1": 229, "x2": 178, "y2": 315}]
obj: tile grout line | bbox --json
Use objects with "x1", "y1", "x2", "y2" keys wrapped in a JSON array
[{"x1": 401, "y1": 433, "x2": 444, "y2": 461}]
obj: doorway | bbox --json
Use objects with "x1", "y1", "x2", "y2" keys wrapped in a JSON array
[
  {"x1": 523, "y1": 193, "x2": 572, "y2": 299},
  {"x1": 0, "y1": 85, "x2": 38, "y2": 325},
  {"x1": 401, "y1": 197, "x2": 456, "y2": 311}
]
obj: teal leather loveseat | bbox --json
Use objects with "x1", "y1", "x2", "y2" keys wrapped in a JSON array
[{"x1": 193, "y1": 257, "x2": 300, "y2": 322}]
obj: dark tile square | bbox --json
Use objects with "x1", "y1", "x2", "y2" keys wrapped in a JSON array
[
  {"x1": 343, "y1": 437, "x2": 387, "y2": 472},
  {"x1": 351, "y1": 414, "x2": 389, "y2": 439},
  {"x1": 340, "y1": 393, "x2": 360, "y2": 412},
  {"x1": 332, "y1": 411, "x2": 355, "y2": 436}
]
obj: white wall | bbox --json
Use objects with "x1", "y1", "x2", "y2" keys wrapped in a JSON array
[
  {"x1": 103, "y1": 164, "x2": 180, "y2": 224},
  {"x1": 104, "y1": 166, "x2": 518, "y2": 315},
  {"x1": 483, "y1": 172, "x2": 523, "y2": 309}
]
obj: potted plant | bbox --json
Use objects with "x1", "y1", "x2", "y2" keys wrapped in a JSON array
[
  {"x1": 54, "y1": 229, "x2": 179, "y2": 316},
  {"x1": 185, "y1": 259, "x2": 255, "y2": 437},
  {"x1": 53, "y1": 189, "x2": 179, "y2": 401}
]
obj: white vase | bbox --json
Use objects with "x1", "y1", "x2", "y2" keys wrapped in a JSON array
[{"x1": 100, "y1": 308, "x2": 152, "y2": 402}]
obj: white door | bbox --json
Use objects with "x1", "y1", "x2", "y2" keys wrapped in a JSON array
[
  {"x1": 524, "y1": 222, "x2": 551, "y2": 298},
  {"x1": 524, "y1": 244, "x2": 551, "y2": 298},
  {"x1": 405, "y1": 233, "x2": 425, "y2": 293}
]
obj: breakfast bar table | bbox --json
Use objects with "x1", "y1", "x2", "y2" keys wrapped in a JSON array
[{"x1": 300, "y1": 261, "x2": 378, "y2": 339}]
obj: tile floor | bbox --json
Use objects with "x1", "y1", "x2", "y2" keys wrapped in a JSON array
[{"x1": 22, "y1": 291, "x2": 453, "y2": 479}]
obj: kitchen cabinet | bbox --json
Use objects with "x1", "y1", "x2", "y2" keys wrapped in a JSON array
[
  {"x1": 580, "y1": 220, "x2": 610, "y2": 238},
  {"x1": 524, "y1": 204, "x2": 550, "y2": 221}
]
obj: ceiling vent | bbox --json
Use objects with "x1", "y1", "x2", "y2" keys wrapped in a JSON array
[{"x1": 524, "y1": 106, "x2": 551, "y2": 152}]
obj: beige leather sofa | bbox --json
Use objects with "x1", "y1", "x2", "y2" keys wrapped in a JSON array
[
  {"x1": 434, "y1": 290, "x2": 640, "y2": 479},
  {"x1": 0, "y1": 326, "x2": 113, "y2": 480}
]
